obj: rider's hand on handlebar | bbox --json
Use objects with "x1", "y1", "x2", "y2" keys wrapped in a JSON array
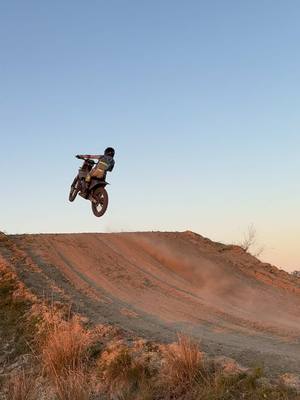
[{"x1": 76, "y1": 155, "x2": 82, "y2": 159}]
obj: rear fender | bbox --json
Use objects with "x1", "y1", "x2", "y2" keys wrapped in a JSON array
[{"x1": 89, "y1": 179, "x2": 109, "y2": 192}]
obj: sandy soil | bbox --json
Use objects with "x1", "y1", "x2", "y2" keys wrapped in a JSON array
[{"x1": 1, "y1": 231, "x2": 299, "y2": 376}]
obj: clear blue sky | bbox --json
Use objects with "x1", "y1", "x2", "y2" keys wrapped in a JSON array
[{"x1": 0, "y1": 1, "x2": 299, "y2": 271}]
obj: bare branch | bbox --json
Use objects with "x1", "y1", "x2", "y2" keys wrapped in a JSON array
[
  {"x1": 239, "y1": 224, "x2": 257, "y2": 252},
  {"x1": 239, "y1": 224, "x2": 265, "y2": 258}
]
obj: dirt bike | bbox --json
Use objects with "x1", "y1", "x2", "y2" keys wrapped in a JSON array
[{"x1": 69, "y1": 156, "x2": 109, "y2": 217}]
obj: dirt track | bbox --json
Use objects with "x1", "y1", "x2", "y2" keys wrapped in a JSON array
[{"x1": 0, "y1": 231, "x2": 300, "y2": 376}]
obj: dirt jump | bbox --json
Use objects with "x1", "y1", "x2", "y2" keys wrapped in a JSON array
[{"x1": 0, "y1": 231, "x2": 299, "y2": 376}]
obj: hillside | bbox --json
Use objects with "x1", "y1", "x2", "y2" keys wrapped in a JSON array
[{"x1": 0, "y1": 231, "x2": 300, "y2": 376}]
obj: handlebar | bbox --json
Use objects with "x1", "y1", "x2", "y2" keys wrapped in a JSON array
[{"x1": 76, "y1": 155, "x2": 95, "y2": 164}]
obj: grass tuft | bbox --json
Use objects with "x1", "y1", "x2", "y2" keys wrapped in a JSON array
[
  {"x1": 53, "y1": 368, "x2": 90, "y2": 400},
  {"x1": 161, "y1": 334, "x2": 206, "y2": 395},
  {"x1": 6, "y1": 370, "x2": 36, "y2": 400},
  {"x1": 41, "y1": 317, "x2": 91, "y2": 379}
]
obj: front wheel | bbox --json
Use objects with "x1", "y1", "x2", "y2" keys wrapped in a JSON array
[
  {"x1": 69, "y1": 176, "x2": 80, "y2": 202},
  {"x1": 91, "y1": 187, "x2": 109, "y2": 217}
]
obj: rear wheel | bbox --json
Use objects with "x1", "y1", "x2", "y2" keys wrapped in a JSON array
[
  {"x1": 69, "y1": 176, "x2": 80, "y2": 202},
  {"x1": 91, "y1": 187, "x2": 109, "y2": 217}
]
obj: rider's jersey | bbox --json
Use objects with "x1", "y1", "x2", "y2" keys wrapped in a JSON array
[{"x1": 97, "y1": 155, "x2": 115, "y2": 172}]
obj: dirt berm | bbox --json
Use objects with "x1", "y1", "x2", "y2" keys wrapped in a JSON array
[{"x1": 0, "y1": 231, "x2": 299, "y2": 376}]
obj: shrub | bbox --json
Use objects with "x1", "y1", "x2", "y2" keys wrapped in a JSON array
[{"x1": 99, "y1": 346, "x2": 153, "y2": 397}]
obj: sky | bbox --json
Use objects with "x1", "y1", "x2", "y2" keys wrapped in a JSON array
[{"x1": 0, "y1": 0, "x2": 299, "y2": 272}]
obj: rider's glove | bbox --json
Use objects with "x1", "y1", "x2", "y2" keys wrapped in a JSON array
[{"x1": 76, "y1": 155, "x2": 81, "y2": 159}]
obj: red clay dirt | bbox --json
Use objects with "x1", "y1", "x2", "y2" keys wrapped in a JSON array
[{"x1": 0, "y1": 231, "x2": 299, "y2": 376}]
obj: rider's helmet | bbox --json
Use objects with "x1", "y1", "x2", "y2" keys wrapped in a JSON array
[{"x1": 104, "y1": 147, "x2": 115, "y2": 157}]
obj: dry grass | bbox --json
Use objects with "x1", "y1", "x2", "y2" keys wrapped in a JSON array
[
  {"x1": 53, "y1": 368, "x2": 90, "y2": 400},
  {"x1": 6, "y1": 370, "x2": 36, "y2": 400},
  {"x1": 161, "y1": 334, "x2": 206, "y2": 394},
  {"x1": 41, "y1": 317, "x2": 91, "y2": 379}
]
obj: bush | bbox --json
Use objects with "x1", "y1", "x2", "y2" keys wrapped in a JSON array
[{"x1": 99, "y1": 346, "x2": 154, "y2": 398}]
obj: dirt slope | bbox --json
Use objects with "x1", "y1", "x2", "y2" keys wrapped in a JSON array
[{"x1": 1, "y1": 231, "x2": 300, "y2": 376}]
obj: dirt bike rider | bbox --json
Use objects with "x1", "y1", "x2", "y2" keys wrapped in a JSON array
[{"x1": 76, "y1": 147, "x2": 115, "y2": 195}]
